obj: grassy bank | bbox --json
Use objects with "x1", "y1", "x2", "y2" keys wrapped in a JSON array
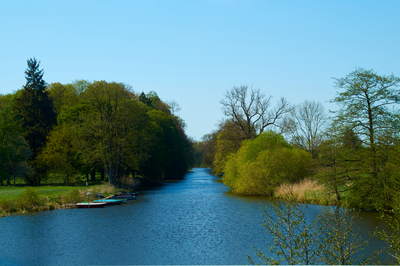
[
  {"x1": 0, "y1": 184, "x2": 119, "y2": 217},
  {"x1": 273, "y1": 178, "x2": 349, "y2": 207}
]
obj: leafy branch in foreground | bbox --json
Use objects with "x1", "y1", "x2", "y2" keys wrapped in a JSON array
[
  {"x1": 247, "y1": 189, "x2": 376, "y2": 265},
  {"x1": 318, "y1": 207, "x2": 372, "y2": 265},
  {"x1": 247, "y1": 192, "x2": 319, "y2": 265},
  {"x1": 377, "y1": 197, "x2": 400, "y2": 264}
]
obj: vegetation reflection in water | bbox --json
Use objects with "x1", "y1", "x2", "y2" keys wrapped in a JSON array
[{"x1": 0, "y1": 168, "x2": 390, "y2": 265}]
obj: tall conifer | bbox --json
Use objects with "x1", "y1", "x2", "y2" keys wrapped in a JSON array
[{"x1": 14, "y1": 58, "x2": 56, "y2": 185}]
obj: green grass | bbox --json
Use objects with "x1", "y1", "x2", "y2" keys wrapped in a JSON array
[
  {"x1": 0, "y1": 183, "x2": 119, "y2": 217},
  {"x1": 0, "y1": 187, "x2": 27, "y2": 199},
  {"x1": 0, "y1": 186, "x2": 80, "y2": 200}
]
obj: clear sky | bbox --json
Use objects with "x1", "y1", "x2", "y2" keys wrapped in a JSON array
[{"x1": 1, "y1": 0, "x2": 399, "y2": 141}]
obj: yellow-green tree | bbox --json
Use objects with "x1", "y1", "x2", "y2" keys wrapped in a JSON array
[
  {"x1": 213, "y1": 119, "x2": 248, "y2": 176},
  {"x1": 36, "y1": 124, "x2": 80, "y2": 184},
  {"x1": 223, "y1": 131, "x2": 314, "y2": 195},
  {"x1": 47, "y1": 82, "x2": 80, "y2": 115}
]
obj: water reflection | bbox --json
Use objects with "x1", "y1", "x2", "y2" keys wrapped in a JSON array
[{"x1": 0, "y1": 168, "x2": 390, "y2": 265}]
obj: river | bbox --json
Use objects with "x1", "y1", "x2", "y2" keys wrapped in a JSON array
[{"x1": 0, "y1": 168, "x2": 390, "y2": 265}]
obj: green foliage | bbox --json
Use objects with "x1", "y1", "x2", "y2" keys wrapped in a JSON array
[
  {"x1": 13, "y1": 58, "x2": 56, "y2": 186},
  {"x1": 330, "y1": 68, "x2": 400, "y2": 210},
  {"x1": 197, "y1": 132, "x2": 218, "y2": 167},
  {"x1": 377, "y1": 196, "x2": 400, "y2": 264},
  {"x1": 213, "y1": 131, "x2": 241, "y2": 176},
  {"x1": 63, "y1": 189, "x2": 81, "y2": 204},
  {"x1": 139, "y1": 92, "x2": 153, "y2": 107},
  {"x1": 318, "y1": 207, "x2": 372, "y2": 265},
  {"x1": 222, "y1": 140, "x2": 249, "y2": 191},
  {"x1": 36, "y1": 124, "x2": 80, "y2": 184},
  {"x1": 0, "y1": 184, "x2": 119, "y2": 216},
  {"x1": 243, "y1": 130, "x2": 292, "y2": 163},
  {"x1": 223, "y1": 131, "x2": 314, "y2": 195},
  {"x1": 19, "y1": 187, "x2": 41, "y2": 207},
  {"x1": 47, "y1": 82, "x2": 80, "y2": 115},
  {"x1": 0, "y1": 199, "x2": 14, "y2": 213},
  {"x1": 42, "y1": 80, "x2": 192, "y2": 186},
  {"x1": 248, "y1": 191, "x2": 374, "y2": 265},
  {"x1": 212, "y1": 120, "x2": 248, "y2": 176},
  {"x1": 0, "y1": 94, "x2": 33, "y2": 185},
  {"x1": 0, "y1": 67, "x2": 198, "y2": 188},
  {"x1": 248, "y1": 194, "x2": 320, "y2": 265},
  {"x1": 135, "y1": 109, "x2": 188, "y2": 181},
  {"x1": 317, "y1": 124, "x2": 362, "y2": 207}
]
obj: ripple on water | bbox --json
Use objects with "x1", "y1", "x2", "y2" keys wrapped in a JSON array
[{"x1": 0, "y1": 168, "x2": 390, "y2": 265}]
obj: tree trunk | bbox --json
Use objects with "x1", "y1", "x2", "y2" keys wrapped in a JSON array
[
  {"x1": 101, "y1": 168, "x2": 105, "y2": 181},
  {"x1": 91, "y1": 169, "x2": 96, "y2": 181}
]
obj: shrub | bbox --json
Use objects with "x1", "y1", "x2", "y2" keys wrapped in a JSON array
[
  {"x1": 63, "y1": 188, "x2": 81, "y2": 204},
  {"x1": 223, "y1": 131, "x2": 314, "y2": 196},
  {"x1": 0, "y1": 198, "x2": 17, "y2": 213},
  {"x1": 19, "y1": 187, "x2": 41, "y2": 208}
]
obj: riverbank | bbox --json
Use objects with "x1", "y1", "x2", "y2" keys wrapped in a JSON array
[
  {"x1": 0, "y1": 184, "x2": 119, "y2": 217},
  {"x1": 216, "y1": 174, "x2": 339, "y2": 206},
  {"x1": 273, "y1": 178, "x2": 347, "y2": 207}
]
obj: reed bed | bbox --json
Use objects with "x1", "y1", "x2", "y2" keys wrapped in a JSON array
[{"x1": 274, "y1": 178, "x2": 338, "y2": 206}]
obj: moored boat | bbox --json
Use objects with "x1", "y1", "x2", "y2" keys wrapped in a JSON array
[
  {"x1": 93, "y1": 199, "x2": 124, "y2": 205},
  {"x1": 75, "y1": 202, "x2": 106, "y2": 208},
  {"x1": 111, "y1": 194, "x2": 137, "y2": 200},
  {"x1": 86, "y1": 192, "x2": 105, "y2": 198}
]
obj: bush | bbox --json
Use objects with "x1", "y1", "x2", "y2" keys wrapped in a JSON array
[
  {"x1": 63, "y1": 189, "x2": 81, "y2": 204},
  {"x1": 19, "y1": 187, "x2": 41, "y2": 208},
  {"x1": 0, "y1": 198, "x2": 17, "y2": 213},
  {"x1": 223, "y1": 131, "x2": 314, "y2": 196}
]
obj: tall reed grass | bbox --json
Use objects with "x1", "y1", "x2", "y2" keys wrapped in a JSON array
[{"x1": 274, "y1": 178, "x2": 337, "y2": 205}]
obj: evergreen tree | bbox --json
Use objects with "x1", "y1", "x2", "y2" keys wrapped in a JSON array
[
  {"x1": 139, "y1": 92, "x2": 153, "y2": 107},
  {"x1": 14, "y1": 58, "x2": 56, "y2": 186}
]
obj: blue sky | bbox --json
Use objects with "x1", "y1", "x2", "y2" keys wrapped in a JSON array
[{"x1": 1, "y1": 0, "x2": 400, "y2": 140}]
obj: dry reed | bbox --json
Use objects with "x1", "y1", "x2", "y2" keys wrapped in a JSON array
[{"x1": 274, "y1": 178, "x2": 335, "y2": 205}]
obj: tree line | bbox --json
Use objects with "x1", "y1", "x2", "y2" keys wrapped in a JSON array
[
  {"x1": 0, "y1": 58, "x2": 196, "y2": 187},
  {"x1": 197, "y1": 68, "x2": 400, "y2": 211},
  {"x1": 193, "y1": 68, "x2": 400, "y2": 263}
]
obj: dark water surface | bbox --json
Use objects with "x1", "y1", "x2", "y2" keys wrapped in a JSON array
[{"x1": 0, "y1": 168, "x2": 389, "y2": 265}]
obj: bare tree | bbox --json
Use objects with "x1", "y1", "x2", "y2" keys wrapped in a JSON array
[
  {"x1": 288, "y1": 100, "x2": 327, "y2": 157},
  {"x1": 220, "y1": 85, "x2": 290, "y2": 139},
  {"x1": 166, "y1": 100, "x2": 181, "y2": 115}
]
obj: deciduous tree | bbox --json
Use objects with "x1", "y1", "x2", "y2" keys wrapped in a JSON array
[
  {"x1": 287, "y1": 100, "x2": 327, "y2": 158},
  {"x1": 0, "y1": 95, "x2": 33, "y2": 185},
  {"x1": 220, "y1": 85, "x2": 290, "y2": 139},
  {"x1": 331, "y1": 68, "x2": 400, "y2": 209}
]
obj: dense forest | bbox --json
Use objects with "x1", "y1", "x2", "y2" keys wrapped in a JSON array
[
  {"x1": 3, "y1": 58, "x2": 400, "y2": 213},
  {"x1": 196, "y1": 69, "x2": 400, "y2": 211},
  {"x1": 0, "y1": 58, "x2": 197, "y2": 187}
]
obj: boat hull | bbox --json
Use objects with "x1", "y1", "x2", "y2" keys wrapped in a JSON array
[
  {"x1": 76, "y1": 202, "x2": 106, "y2": 208},
  {"x1": 111, "y1": 195, "x2": 137, "y2": 200},
  {"x1": 93, "y1": 199, "x2": 123, "y2": 205}
]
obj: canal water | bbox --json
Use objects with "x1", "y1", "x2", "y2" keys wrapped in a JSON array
[{"x1": 0, "y1": 168, "x2": 389, "y2": 265}]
